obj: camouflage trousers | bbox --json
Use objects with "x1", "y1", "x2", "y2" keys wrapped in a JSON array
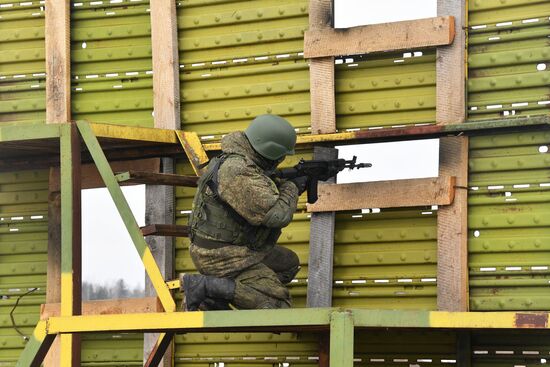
[{"x1": 189, "y1": 243, "x2": 300, "y2": 309}]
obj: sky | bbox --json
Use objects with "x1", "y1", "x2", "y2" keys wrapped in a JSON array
[{"x1": 82, "y1": 0, "x2": 438, "y2": 289}]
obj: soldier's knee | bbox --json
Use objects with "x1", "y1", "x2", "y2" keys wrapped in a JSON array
[
  {"x1": 257, "y1": 299, "x2": 291, "y2": 309},
  {"x1": 277, "y1": 265, "x2": 300, "y2": 284}
]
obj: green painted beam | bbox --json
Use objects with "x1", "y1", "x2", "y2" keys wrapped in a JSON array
[
  {"x1": 44, "y1": 309, "x2": 550, "y2": 335},
  {"x1": 202, "y1": 307, "x2": 331, "y2": 328},
  {"x1": 15, "y1": 321, "x2": 55, "y2": 367},
  {"x1": 330, "y1": 311, "x2": 354, "y2": 367},
  {"x1": 0, "y1": 124, "x2": 59, "y2": 142},
  {"x1": 59, "y1": 123, "x2": 82, "y2": 365}
]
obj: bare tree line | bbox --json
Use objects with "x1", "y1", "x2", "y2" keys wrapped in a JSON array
[{"x1": 82, "y1": 279, "x2": 144, "y2": 300}]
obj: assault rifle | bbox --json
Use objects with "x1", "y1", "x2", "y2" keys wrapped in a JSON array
[{"x1": 270, "y1": 156, "x2": 371, "y2": 204}]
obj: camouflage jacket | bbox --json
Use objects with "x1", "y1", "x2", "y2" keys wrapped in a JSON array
[{"x1": 217, "y1": 131, "x2": 299, "y2": 228}]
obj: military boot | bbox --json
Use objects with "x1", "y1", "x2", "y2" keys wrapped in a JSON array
[
  {"x1": 198, "y1": 297, "x2": 232, "y2": 311},
  {"x1": 180, "y1": 274, "x2": 235, "y2": 311}
]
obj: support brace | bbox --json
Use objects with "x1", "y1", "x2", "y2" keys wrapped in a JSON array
[{"x1": 76, "y1": 121, "x2": 176, "y2": 312}]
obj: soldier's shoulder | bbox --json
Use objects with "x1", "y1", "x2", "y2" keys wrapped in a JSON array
[{"x1": 219, "y1": 154, "x2": 257, "y2": 179}]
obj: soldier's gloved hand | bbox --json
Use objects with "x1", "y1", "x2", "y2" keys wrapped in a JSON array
[{"x1": 289, "y1": 176, "x2": 308, "y2": 195}]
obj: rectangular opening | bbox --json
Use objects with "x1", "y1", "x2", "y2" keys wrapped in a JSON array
[
  {"x1": 82, "y1": 185, "x2": 145, "y2": 300},
  {"x1": 335, "y1": 0, "x2": 437, "y2": 28},
  {"x1": 337, "y1": 139, "x2": 439, "y2": 183}
]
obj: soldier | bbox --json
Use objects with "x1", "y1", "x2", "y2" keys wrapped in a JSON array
[{"x1": 180, "y1": 114, "x2": 307, "y2": 311}]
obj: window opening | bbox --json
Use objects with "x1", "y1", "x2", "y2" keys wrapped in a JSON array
[
  {"x1": 82, "y1": 185, "x2": 145, "y2": 300},
  {"x1": 337, "y1": 139, "x2": 439, "y2": 183}
]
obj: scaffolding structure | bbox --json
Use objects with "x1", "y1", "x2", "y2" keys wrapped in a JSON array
[{"x1": 1, "y1": 0, "x2": 550, "y2": 366}]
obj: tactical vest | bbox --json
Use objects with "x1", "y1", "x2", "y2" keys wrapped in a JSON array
[{"x1": 189, "y1": 154, "x2": 281, "y2": 251}]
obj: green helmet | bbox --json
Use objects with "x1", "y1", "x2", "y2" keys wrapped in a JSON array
[{"x1": 244, "y1": 114, "x2": 296, "y2": 160}]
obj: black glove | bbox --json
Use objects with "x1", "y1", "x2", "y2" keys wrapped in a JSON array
[{"x1": 289, "y1": 176, "x2": 308, "y2": 195}]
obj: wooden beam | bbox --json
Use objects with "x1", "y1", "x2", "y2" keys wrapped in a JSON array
[
  {"x1": 309, "y1": 0, "x2": 336, "y2": 134},
  {"x1": 437, "y1": 136, "x2": 469, "y2": 311},
  {"x1": 59, "y1": 123, "x2": 81, "y2": 366},
  {"x1": 45, "y1": 183, "x2": 61, "y2": 367},
  {"x1": 116, "y1": 171, "x2": 198, "y2": 187},
  {"x1": 307, "y1": 146, "x2": 338, "y2": 307},
  {"x1": 437, "y1": 1, "x2": 467, "y2": 124},
  {"x1": 144, "y1": 160, "x2": 176, "y2": 367},
  {"x1": 304, "y1": 16, "x2": 455, "y2": 58},
  {"x1": 41, "y1": 297, "x2": 162, "y2": 319},
  {"x1": 176, "y1": 131, "x2": 209, "y2": 175},
  {"x1": 308, "y1": 176, "x2": 455, "y2": 212},
  {"x1": 150, "y1": 0, "x2": 180, "y2": 129},
  {"x1": 45, "y1": 0, "x2": 71, "y2": 124},
  {"x1": 141, "y1": 224, "x2": 189, "y2": 237},
  {"x1": 149, "y1": 2, "x2": 179, "y2": 364},
  {"x1": 49, "y1": 158, "x2": 161, "y2": 192}
]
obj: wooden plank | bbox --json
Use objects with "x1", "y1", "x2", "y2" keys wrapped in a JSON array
[
  {"x1": 49, "y1": 158, "x2": 161, "y2": 192},
  {"x1": 308, "y1": 0, "x2": 336, "y2": 134},
  {"x1": 310, "y1": 58, "x2": 336, "y2": 134},
  {"x1": 116, "y1": 171, "x2": 198, "y2": 187},
  {"x1": 307, "y1": 147, "x2": 338, "y2": 307},
  {"x1": 41, "y1": 297, "x2": 162, "y2": 319},
  {"x1": 144, "y1": 158, "x2": 175, "y2": 367},
  {"x1": 45, "y1": 0, "x2": 71, "y2": 124},
  {"x1": 149, "y1": 2, "x2": 179, "y2": 363},
  {"x1": 437, "y1": 1, "x2": 467, "y2": 124},
  {"x1": 437, "y1": 136, "x2": 469, "y2": 311},
  {"x1": 150, "y1": 0, "x2": 180, "y2": 129},
  {"x1": 176, "y1": 131, "x2": 209, "y2": 175},
  {"x1": 318, "y1": 332, "x2": 330, "y2": 367},
  {"x1": 45, "y1": 178, "x2": 61, "y2": 367},
  {"x1": 141, "y1": 224, "x2": 189, "y2": 237},
  {"x1": 308, "y1": 176, "x2": 456, "y2": 212},
  {"x1": 304, "y1": 16, "x2": 456, "y2": 58}
]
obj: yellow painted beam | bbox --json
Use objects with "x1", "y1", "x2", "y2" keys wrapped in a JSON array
[
  {"x1": 90, "y1": 122, "x2": 178, "y2": 144},
  {"x1": 42, "y1": 309, "x2": 550, "y2": 335},
  {"x1": 176, "y1": 130, "x2": 209, "y2": 175},
  {"x1": 48, "y1": 312, "x2": 204, "y2": 334}
]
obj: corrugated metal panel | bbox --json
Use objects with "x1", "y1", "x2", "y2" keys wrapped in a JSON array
[
  {"x1": 354, "y1": 329, "x2": 456, "y2": 366},
  {"x1": 177, "y1": 0, "x2": 310, "y2": 137},
  {"x1": 335, "y1": 51, "x2": 436, "y2": 131},
  {"x1": 468, "y1": 0, "x2": 550, "y2": 120},
  {"x1": 0, "y1": 1, "x2": 46, "y2": 125},
  {"x1": 472, "y1": 330, "x2": 550, "y2": 366},
  {"x1": 333, "y1": 208, "x2": 437, "y2": 309},
  {"x1": 82, "y1": 333, "x2": 143, "y2": 366},
  {"x1": 71, "y1": 0, "x2": 154, "y2": 127},
  {"x1": 469, "y1": 131, "x2": 550, "y2": 310},
  {"x1": 174, "y1": 332, "x2": 319, "y2": 366},
  {"x1": 0, "y1": 170, "x2": 48, "y2": 365}
]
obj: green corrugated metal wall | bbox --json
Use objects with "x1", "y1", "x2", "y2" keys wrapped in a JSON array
[
  {"x1": 468, "y1": 0, "x2": 550, "y2": 120},
  {"x1": 0, "y1": 170, "x2": 48, "y2": 365},
  {"x1": 0, "y1": 1, "x2": 46, "y2": 125},
  {"x1": 335, "y1": 51, "x2": 436, "y2": 131},
  {"x1": 333, "y1": 209, "x2": 437, "y2": 309},
  {"x1": 177, "y1": 0, "x2": 310, "y2": 137},
  {"x1": 469, "y1": 131, "x2": 550, "y2": 311},
  {"x1": 71, "y1": 0, "x2": 154, "y2": 127},
  {"x1": 1, "y1": 0, "x2": 550, "y2": 365}
]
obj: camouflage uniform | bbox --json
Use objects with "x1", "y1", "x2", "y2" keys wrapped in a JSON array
[{"x1": 188, "y1": 132, "x2": 300, "y2": 309}]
